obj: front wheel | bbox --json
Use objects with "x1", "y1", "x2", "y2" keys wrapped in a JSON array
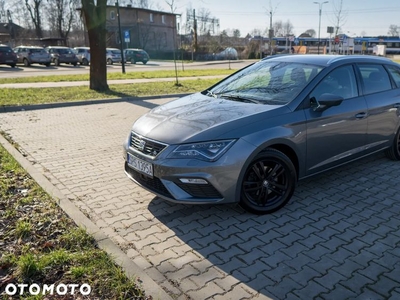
[
  {"x1": 385, "y1": 127, "x2": 400, "y2": 160},
  {"x1": 240, "y1": 149, "x2": 297, "y2": 215},
  {"x1": 107, "y1": 58, "x2": 113, "y2": 65}
]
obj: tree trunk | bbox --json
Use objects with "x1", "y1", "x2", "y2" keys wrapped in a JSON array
[{"x1": 81, "y1": 0, "x2": 108, "y2": 91}]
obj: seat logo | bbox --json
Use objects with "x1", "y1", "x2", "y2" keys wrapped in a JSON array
[{"x1": 138, "y1": 139, "x2": 146, "y2": 151}]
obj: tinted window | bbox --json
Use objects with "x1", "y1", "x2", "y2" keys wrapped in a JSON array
[
  {"x1": 0, "y1": 46, "x2": 12, "y2": 53},
  {"x1": 386, "y1": 65, "x2": 400, "y2": 88},
  {"x1": 357, "y1": 64, "x2": 392, "y2": 94},
  {"x1": 310, "y1": 65, "x2": 358, "y2": 100}
]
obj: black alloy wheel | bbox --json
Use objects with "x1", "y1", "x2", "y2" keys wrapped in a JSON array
[
  {"x1": 385, "y1": 127, "x2": 400, "y2": 160},
  {"x1": 240, "y1": 149, "x2": 297, "y2": 214}
]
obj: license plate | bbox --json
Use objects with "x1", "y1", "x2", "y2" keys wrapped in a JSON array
[
  {"x1": 127, "y1": 153, "x2": 153, "y2": 177},
  {"x1": 6, "y1": 60, "x2": 13, "y2": 62}
]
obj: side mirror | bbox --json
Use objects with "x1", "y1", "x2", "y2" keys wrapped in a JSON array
[{"x1": 311, "y1": 93, "x2": 343, "y2": 112}]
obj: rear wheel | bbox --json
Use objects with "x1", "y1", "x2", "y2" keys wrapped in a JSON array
[
  {"x1": 107, "y1": 58, "x2": 113, "y2": 65},
  {"x1": 82, "y1": 58, "x2": 89, "y2": 65},
  {"x1": 54, "y1": 58, "x2": 60, "y2": 66},
  {"x1": 385, "y1": 127, "x2": 400, "y2": 160},
  {"x1": 240, "y1": 149, "x2": 297, "y2": 215},
  {"x1": 23, "y1": 58, "x2": 30, "y2": 67},
  {"x1": 9, "y1": 64, "x2": 16, "y2": 68}
]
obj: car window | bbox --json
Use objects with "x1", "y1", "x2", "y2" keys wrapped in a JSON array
[
  {"x1": 310, "y1": 65, "x2": 358, "y2": 100},
  {"x1": 0, "y1": 46, "x2": 12, "y2": 53},
  {"x1": 357, "y1": 64, "x2": 392, "y2": 94},
  {"x1": 386, "y1": 65, "x2": 400, "y2": 88}
]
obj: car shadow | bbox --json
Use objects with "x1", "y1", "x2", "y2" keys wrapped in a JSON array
[
  {"x1": 146, "y1": 152, "x2": 400, "y2": 298},
  {"x1": 0, "y1": 66, "x2": 23, "y2": 72}
]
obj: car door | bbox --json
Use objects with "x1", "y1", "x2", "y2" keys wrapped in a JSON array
[
  {"x1": 356, "y1": 63, "x2": 400, "y2": 151},
  {"x1": 304, "y1": 64, "x2": 368, "y2": 175}
]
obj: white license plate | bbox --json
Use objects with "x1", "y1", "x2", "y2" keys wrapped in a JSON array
[{"x1": 127, "y1": 153, "x2": 153, "y2": 177}]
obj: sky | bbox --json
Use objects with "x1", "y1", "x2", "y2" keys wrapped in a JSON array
[{"x1": 157, "y1": 0, "x2": 400, "y2": 38}]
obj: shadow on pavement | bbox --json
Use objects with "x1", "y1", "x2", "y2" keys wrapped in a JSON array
[{"x1": 148, "y1": 152, "x2": 400, "y2": 299}]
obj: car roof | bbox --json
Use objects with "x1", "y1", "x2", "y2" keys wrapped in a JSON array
[
  {"x1": 74, "y1": 47, "x2": 89, "y2": 49},
  {"x1": 15, "y1": 45, "x2": 44, "y2": 48},
  {"x1": 46, "y1": 46, "x2": 70, "y2": 48},
  {"x1": 264, "y1": 54, "x2": 395, "y2": 67}
]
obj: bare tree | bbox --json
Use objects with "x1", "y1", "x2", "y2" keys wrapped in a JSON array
[
  {"x1": 81, "y1": 0, "x2": 108, "y2": 91},
  {"x1": 47, "y1": 0, "x2": 80, "y2": 42},
  {"x1": 25, "y1": 0, "x2": 44, "y2": 38},
  {"x1": 331, "y1": 0, "x2": 347, "y2": 36},
  {"x1": 388, "y1": 24, "x2": 399, "y2": 37},
  {"x1": 305, "y1": 29, "x2": 316, "y2": 37}
]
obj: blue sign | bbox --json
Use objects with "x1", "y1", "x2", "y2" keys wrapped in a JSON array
[
  {"x1": 124, "y1": 30, "x2": 130, "y2": 42},
  {"x1": 294, "y1": 38, "x2": 299, "y2": 45}
]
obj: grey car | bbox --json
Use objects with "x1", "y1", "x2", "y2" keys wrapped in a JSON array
[
  {"x1": 106, "y1": 48, "x2": 122, "y2": 65},
  {"x1": 74, "y1": 47, "x2": 90, "y2": 65},
  {"x1": 14, "y1": 46, "x2": 51, "y2": 67},
  {"x1": 46, "y1": 46, "x2": 79, "y2": 66},
  {"x1": 123, "y1": 55, "x2": 400, "y2": 214}
]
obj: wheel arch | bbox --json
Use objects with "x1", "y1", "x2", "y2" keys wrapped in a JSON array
[{"x1": 234, "y1": 141, "x2": 300, "y2": 203}]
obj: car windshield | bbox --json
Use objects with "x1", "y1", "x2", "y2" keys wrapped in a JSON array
[
  {"x1": 206, "y1": 60, "x2": 323, "y2": 105},
  {"x1": 110, "y1": 50, "x2": 120, "y2": 54}
]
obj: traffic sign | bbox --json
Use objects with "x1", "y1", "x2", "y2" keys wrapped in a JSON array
[
  {"x1": 124, "y1": 30, "x2": 130, "y2": 43},
  {"x1": 294, "y1": 38, "x2": 299, "y2": 45}
]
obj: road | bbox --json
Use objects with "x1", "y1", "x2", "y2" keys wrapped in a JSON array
[{"x1": 0, "y1": 60, "x2": 254, "y2": 79}]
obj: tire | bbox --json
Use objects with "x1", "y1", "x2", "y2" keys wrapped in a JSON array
[
  {"x1": 143, "y1": 61, "x2": 147, "y2": 65},
  {"x1": 54, "y1": 58, "x2": 60, "y2": 66},
  {"x1": 23, "y1": 58, "x2": 30, "y2": 67},
  {"x1": 9, "y1": 64, "x2": 16, "y2": 68},
  {"x1": 107, "y1": 58, "x2": 113, "y2": 65},
  {"x1": 72, "y1": 62, "x2": 77, "y2": 66},
  {"x1": 240, "y1": 149, "x2": 297, "y2": 215},
  {"x1": 82, "y1": 58, "x2": 89, "y2": 66},
  {"x1": 45, "y1": 63, "x2": 50, "y2": 67},
  {"x1": 131, "y1": 59, "x2": 136, "y2": 64},
  {"x1": 385, "y1": 127, "x2": 400, "y2": 160}
]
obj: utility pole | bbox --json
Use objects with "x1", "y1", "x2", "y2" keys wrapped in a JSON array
[{"x1": 269, "y1": 10, "x2": 273, "y2": 56}]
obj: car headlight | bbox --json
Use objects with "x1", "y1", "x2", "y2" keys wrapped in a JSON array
[{"x1": 168, "y1": 140, "x2": 236, "y2": 162}]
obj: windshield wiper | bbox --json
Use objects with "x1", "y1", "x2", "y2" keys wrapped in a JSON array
[
  {"x1": 206, "y1": 90, "x2": 218, "y2": 98},
  {"x1": 219, "y1": 94, "x2": 262, "y2": 104}
]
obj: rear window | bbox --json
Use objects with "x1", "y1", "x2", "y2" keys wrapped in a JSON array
[
  {"x1": 29, "y1": 48, "x2": 45, "y2": 53},
  {"x1": 0, "y1": 46, "x2": 12, "y2": 53}
]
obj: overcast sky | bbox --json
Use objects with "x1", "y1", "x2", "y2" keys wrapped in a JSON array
[{"x1": 158, "y1": 0, "x2": 400, "y2": 37}]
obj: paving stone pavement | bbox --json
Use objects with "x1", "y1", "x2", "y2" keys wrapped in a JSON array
[{"x1": 1, "y1": 98, "x2": 400, "y2": 300}]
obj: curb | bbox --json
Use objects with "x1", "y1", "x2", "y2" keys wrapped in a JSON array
[
  {"x1": 0, "y1": 133, "x2": 173, "y2": 300},
  {"x1": 0, "y1": 93, "x2": 190, "y2": 113}
]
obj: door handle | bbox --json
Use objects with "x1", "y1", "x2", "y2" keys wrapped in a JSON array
[{"x1": 355, "y1": 112, "x2": 367, "y2": 119}]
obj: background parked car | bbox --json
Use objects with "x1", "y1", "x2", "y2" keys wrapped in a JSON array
[
  {"x1": 124, "y1": 48, "x2": 149, "y2": 64},
  {"x1": 74, "y1": 46, "x2": 90, "y2": 65},
  {"x1": 46, "y1": 46, "x2": 79, "y2": 66},
  {"x1": 14, "y1": 46, "x2": 51, "y2": 67},
  {"x1": 106, "y1": 48, "x2": 122, "y2": 65},
  {"x1": 0, "y1": 44, "x2": 17, "y2": 68}
]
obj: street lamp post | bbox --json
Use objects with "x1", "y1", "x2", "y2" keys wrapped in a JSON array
[
  {"x1": 116, "y1": 0, "x2": 125, "y2": 74},
  {"x1": 314, "y1": 1, "x2": 328, "y2": 55}
]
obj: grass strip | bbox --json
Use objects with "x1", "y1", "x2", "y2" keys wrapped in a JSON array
[
  {"x1": 0, "y1": 79, "x2": 219, "y2": 107},
  {"x1": 0, "y1": 69, "x2": 235, "y2": 84},
  {"x1": 0, "y1": 145, "x2": 148, "y2": 299}
]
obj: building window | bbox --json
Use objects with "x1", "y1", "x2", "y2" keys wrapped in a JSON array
[
  {"x1": 150, "y1": 13, "x2": 153, "y2": 22},
  {"x1": 110, "y1": 11, "x2": 115, "y2": 20},
  {"x1": 162, "y1": 15, "x2": 166, "y2": 24}
]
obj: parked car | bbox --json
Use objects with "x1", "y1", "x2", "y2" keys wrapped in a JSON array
[
  {"x1": 46, "y1": 46, "x2": 79, "y2": 66},
  {"x1": 0, "y1": 44, "x2": 17, "y2": 68},
  {"x1": 74, "y1": 46, "x2": 90, "y2": 65},
  {"x1": 123, "y1": 54, "x2": 400, "y2": 214},
  {"x1": 124, "y1": 48, "x2": 149, "y2": 64},
  {"x1": 106, "y1": 48, "x2": 122, "y2": 65},
  {"x1": 13, "y1": 46, "x2": 51, "y2": 67}
]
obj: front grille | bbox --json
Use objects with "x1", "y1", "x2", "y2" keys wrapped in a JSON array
[
  {"x1": 130, "y1": 132, "x2": 167, "y2": 158},
  {"x1": 175, "y1": 181, "x2": 223, "y2": 199},
  {"x1": 125, "y1": 163, "x2": 172, "y2": 198}
]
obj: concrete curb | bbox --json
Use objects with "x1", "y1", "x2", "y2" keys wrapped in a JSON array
[
  {"x1": 0, "y1": 133, "x2": 173, "y2": 300},
  {"x1": 0, "y1": 93, "x2": 189, "y2": 113}
]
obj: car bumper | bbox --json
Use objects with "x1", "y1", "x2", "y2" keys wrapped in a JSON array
[{"x1": 123, "y1": 138, "x2": 256, "y2": 205}]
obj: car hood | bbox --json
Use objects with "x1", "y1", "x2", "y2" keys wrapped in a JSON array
[{"x1": 132, "y1": 93, "x2": 290, "y2": 144}]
